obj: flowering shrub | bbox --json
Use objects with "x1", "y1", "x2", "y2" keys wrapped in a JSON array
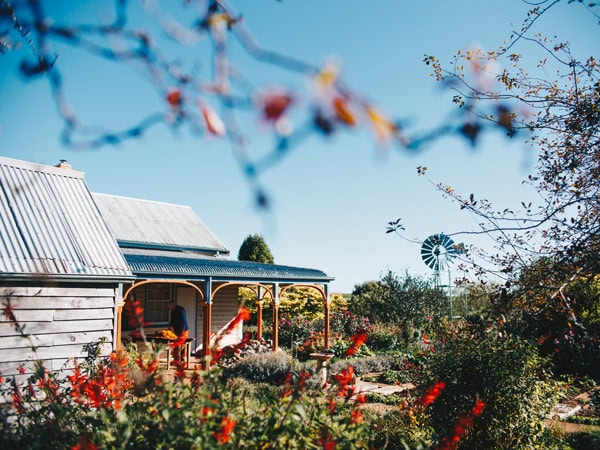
[
  {"x1": 424, "y1": 320, "x2": 563, "y2": 449},
  {"x1": 367, "y1": 322, "x2": 405, "y2": 352},
  {"x1": 296, "y1": 331, "x2": 337, "y2": 360},
  {"x1": 0, "y1": 343, "x2": 374, "y2": 449},
  {"x1": 329, "y1": 310, "x2": 373, "y2": 338},
  {"x1": 277, "y1": 315, "x2": 314, "y2": 349},
  {"x1": 0, "y1": 304, "x2": 375, "y2": 450}
]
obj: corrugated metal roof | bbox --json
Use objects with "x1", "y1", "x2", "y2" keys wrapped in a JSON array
[
  {"x1": 0, "y1": 157, "x2": 133, "y2": 279},
  {"x1": 123, "y1": 249, "x2": 333, "y2": 283},
  {"x1": 92, "y1": 193, "x2": 229, "y2": 256}
]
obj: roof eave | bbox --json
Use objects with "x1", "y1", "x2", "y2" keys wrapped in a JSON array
[
  {"x1": 0, "y1": 273, "x2": 136, "y2": 283},
  {"x1": 127, "y1": 270, "x2": 334, "y2": 284}
]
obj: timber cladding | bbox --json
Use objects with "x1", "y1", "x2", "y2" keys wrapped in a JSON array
[{"x1": 0, "y1": 285, "x2": 117, "y2": 378}]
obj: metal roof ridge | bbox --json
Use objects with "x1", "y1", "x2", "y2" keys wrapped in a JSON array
[
  {"x1": 0, "y1": 155, "x2": 85, "y2": 178},
  {"x1": 92, "y1": 192, "x2": 195, "y2": 210},
  {"x1": 118, "y1": 241, "x2": 230, "y2": 255}
]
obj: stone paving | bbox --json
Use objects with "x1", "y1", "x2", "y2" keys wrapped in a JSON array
[{"x1": 355, "y1": 380, "x2": 415, "y2": 396}]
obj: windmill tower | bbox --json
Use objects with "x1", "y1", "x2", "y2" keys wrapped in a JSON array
[{"x1": 421, "y1": 233, "x2": 458, "y2": 317}]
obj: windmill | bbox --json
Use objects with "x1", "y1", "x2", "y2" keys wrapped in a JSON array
[{"x1": 421, "y1": 233, "x2": 459, "y2": 317}]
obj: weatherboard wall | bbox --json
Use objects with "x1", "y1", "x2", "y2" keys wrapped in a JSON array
[{"x1": 0, "y1": 285, "x2": 119, "y2": 380}]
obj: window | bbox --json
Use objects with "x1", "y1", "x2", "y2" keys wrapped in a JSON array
[{"x1": 145, "y1": 284, "x2": 171, "y2": 323}]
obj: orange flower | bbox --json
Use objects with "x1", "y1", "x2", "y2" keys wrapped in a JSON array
[
  {"x1": 332, "y1": 366, "x2": 356, "y2": 399},
  {"x1": 435, "y1": 399, "x2": 486, "y2": 450},
  {"x1": 366, "y1": 106, "x2": 396, "y2": 143},
  {"x1": 166, "y1": 89, "x2": 182, "y2": 108},
  {"x1": 345, "y1": 332, "x2": 368, "y2": 357},
  {"x1": 71, "y1": 436, "x2": 99, "y2": 450},
  {"x1": 350, "y1": 408, "x2": 363, "y2": 424},
  {"x1": 237, "y1": 307, "x2": 251, "y2": 322},
  {"x1": 124, "y1": 298, "x2": 146, "y2": 329},
  {"x1": 212, "y1": 309, "x2": 251, "y2": 351},
  {"x1": 419, "y1": 381, "x2": 446, "y2": 406},
  {"x1": 332, "y1": 97, "x2": 356, "y2": 126},
  {"x1": 213, "y1": 416, "x2": 237, "y2": 444}
]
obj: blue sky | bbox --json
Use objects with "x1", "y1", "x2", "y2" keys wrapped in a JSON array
[{"x1": 0, "y1": 1, "x2": 597, "y2": 293}]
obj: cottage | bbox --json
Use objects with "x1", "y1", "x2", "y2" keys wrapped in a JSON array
[{"x1": 1, "y1": 156, "x2": 334, "y2": 378}]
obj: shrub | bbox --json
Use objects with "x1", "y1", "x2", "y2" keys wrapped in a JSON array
[
  {"x1": 362, "y1": 407, "x2": 433, "y2": 449},
  {"x1": 329, "y1": 310, "x2": 373, "y2": 338},
  {"x1": 279, "y1": 287, "x2": 326, "y2": 322},
  {"x1": 295, "y1": 331, "x2": 345, "y2": 360},
  {"x1": 424, "y1": 321, "x2": 563, "y2": 449},
  {"x1": 277, "y1": 315, "x2": 314, "y2": 350},
  {"x1": 389, "y1": 353, "x2": 428, "y2": 386},
  {"x1": 221, "y1": 350, "x2": 297, "y2": 385},
  {"x1": 564, "y1": 430, "x2": 600, "y2": 450},
  {"x1": 367, "y1": 322, "x2": 406, "y2": 352}
]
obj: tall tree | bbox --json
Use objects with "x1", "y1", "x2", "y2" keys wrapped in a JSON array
[{"x1": 237, "y1": 233, "x2": 274, "y2": 264}]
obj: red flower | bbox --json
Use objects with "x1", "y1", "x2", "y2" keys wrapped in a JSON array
[
  {"x1": 2, "y1": 303, "x2": 17, "y2": 323},
  {"x1": 350, "y1": 408, "x2": 364, "y2": 424},
  {"x1": 345, "y1": 332, "x2": 368, "y2": 356},
  {"x1": 261, "y1": 93, "x2": 293, "y2": 121},
  {"x1": 213, "y1": 416, "x2": 237, "y2": 444},
  {"x1": 332, "y1": 366, "x2": 356, "y2": 399},
  {"x1": 166, "y1": 89, "x2": 182, "y2": 108},
  {"x1": 11, "y1": 385, "x2": 25, "y2": 414},
  {"x1": 354, "y1": 393, "x2": 367, "y2": 404},
  {"x1": 123, "y1": 298, "x2": 146, "y2": 329},
  {"x1": 212, "y1": 309, "x2": 251, "y2": 352},
  {"x1": 472, "y1": 399, "x2": 486, "y2": 417},
  {"x1": 327, "y1": 396, "x2": 337, "y2": 412},
  {"x1": 136, "y1": 356, "x2": 158, "y2": 376},
  {"x1": 419, "y1": 381, "x2": 446, "y2": 406},
  {"x1": 435, "y1": 399, "x2": 486, "y2": 450},
  {"x1": 71, "y1": 436, "x2": 99, "y2": 450}
]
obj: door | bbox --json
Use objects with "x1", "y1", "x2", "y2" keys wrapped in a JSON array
[{"x1": 176, "y1": 286, "x2": 197, "y2": 351}]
